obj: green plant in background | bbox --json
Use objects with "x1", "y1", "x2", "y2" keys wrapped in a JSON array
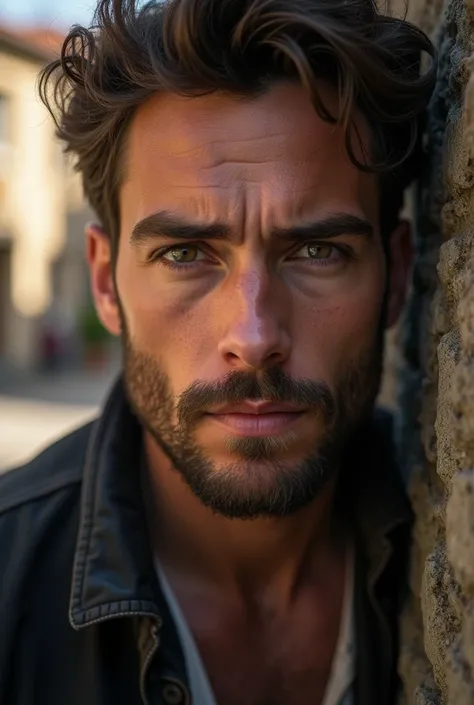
[{"x1": 78, "y1": 305, "x2": 110, "y2": 346}]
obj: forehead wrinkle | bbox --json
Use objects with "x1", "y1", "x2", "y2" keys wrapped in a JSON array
[
  {"x1": 165, "y1": 137, "x2": 293, "y2": 175},
  {"x1": 122, "y1": 84, "x2": 377, "y2": 240},
  {"x1": 169, "y1": 132, "x2": 287, "y2": 153}
]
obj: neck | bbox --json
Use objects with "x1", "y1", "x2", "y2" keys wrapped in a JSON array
[{"x1": 143, "y1": 432, "x2": 346, "y2": 605}]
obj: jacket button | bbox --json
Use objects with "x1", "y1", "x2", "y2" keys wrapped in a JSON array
[{"x1": 162, "y1": 682, "x2": 185, "y2": 705}]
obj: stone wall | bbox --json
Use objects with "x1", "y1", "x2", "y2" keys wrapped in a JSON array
[{"x1": 386, "y1": 0, "x2": 474, "y2": 703}]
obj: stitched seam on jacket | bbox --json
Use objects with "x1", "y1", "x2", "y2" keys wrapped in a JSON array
[
  {"x1": 69, "y1": 416, "x2": 104, "y2": 618},
  {"x1": 71, "y1": 603, "x2": 161, "y2": 628},
  {"x1": 69, "y1": 382, "x2": 128, "y2": 623}
]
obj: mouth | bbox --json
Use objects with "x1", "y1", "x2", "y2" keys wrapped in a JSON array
[{"x1": 206, "y1": 402, "x2": 307, "y2": 437}]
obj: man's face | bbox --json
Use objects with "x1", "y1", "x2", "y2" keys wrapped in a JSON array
[{"x1": 89, "y1": 82, "x2": 409, "y2": 518}]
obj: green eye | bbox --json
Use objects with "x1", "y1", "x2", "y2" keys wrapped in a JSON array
[
  {"x1": 164, "y1": 246, "x2": 200, "y2": 263},
  {"x1": 307, "y1": 244, "x2": 333, "y2": 259}
]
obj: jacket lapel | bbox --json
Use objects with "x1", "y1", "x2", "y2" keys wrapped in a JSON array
[{"x1": 346, "y1": 410, "x2": 413, "y2": 705}]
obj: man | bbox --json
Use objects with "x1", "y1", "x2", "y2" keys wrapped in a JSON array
[{"x1": 0, "y1": 1, "x2": 435, "y2": 704}]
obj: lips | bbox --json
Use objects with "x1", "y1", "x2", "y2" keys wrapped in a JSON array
[
  {"x1": 206, "y1": 401, "x2": 306, "y2": 437},
  {"x1": 209, "y1": 401, "x2": 307, "y2": 415}
]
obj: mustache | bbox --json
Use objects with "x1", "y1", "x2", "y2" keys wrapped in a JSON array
[{"x1": 176, "y1": 368, "x2": 336, "y2": 429}]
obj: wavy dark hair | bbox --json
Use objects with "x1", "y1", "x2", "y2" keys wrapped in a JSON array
[{"x1": 39, "y1": 0, "x2": 436, "y2": 260}]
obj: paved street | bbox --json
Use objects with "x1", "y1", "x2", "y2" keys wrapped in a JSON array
[{"x1": 0, "y1": 362, "x2": 119, "y2": 473}]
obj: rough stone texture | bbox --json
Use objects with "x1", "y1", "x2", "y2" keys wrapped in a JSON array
[{"x1": 395, "y1": 0, "x2": 474, "y2": 703}]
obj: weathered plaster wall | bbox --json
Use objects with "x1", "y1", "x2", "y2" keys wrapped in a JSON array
[{"x1": 391, "y1": 0, "x2": 474, "y2": 702}]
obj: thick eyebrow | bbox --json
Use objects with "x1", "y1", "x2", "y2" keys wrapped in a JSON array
[
  {"x1": 130, "y1": 211, "x2": 230, "y2": 246},
  {"x1": 272, "y1": 214, "x2": 374, "y2": 242},
  {"x1": 130, "y1": 210, "x2": 373, "y2": 247}
]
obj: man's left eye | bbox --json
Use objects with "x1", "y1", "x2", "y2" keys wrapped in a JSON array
[{"x1": 295, "y1": 243, "x2": 335, "y2": 260}]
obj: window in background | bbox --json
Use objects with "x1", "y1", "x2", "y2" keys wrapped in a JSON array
[
  {"x1": 0, "y1": 93, "x2": 12, "y2": 224},
  {"x1": 0, "y1": 93, "x2": 10, "y2": 144}
]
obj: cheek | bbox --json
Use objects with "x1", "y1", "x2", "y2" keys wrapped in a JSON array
[
  {"x1": 293, "y1": 261, "x2": 385, "y2": 375},
  {"x1": 335, "y1": 248, "x2": 386, "y2": 337},
  {"x1": 117, "y1": 258, "x2": 214, "y2": 378},
  {"x1": 341, "y1": 267, "x2": 385, "y2": 338}
]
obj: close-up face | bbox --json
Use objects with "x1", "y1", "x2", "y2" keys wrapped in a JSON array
[{"x1": 88, "y1": 81, "x2": 410, "y2": 518}]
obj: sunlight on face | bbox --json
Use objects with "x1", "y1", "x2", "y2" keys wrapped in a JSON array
[{"x1": 102, "y1": 82, "x2": 388, "y2": 516}]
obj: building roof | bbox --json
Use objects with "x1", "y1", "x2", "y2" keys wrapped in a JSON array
[
  {"x1": 0, "y1": 24, "x2": 64, "y2": 64},
  {"x1": 15, "y1": 27, "x2": 64, "y2": 58}
]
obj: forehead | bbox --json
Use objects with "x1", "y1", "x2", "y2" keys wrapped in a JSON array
[{"x1": 120, "y1": 82, "x2": 377, "y2": 231}]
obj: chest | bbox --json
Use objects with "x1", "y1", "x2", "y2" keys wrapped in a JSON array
[
  {"x1": 174, "y1": 574, "x2": 349, "y2": 705},
  {"x1": 194, "y1": 613, "x2": 340, "y2": 705}
]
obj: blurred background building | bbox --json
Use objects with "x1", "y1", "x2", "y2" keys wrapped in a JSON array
[
  {"x1": 0, "y1": 24, "x2": 96, "y2": 372},
  {"x1": 0, "y1": 4, "x2": 119, "y2": 470}
]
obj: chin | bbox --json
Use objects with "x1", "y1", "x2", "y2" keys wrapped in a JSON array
[{"x1": 177, "y1": 447, "x2": 336, "y2": 519}]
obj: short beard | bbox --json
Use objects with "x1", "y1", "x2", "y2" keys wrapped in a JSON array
[{"x1": 120, "y1": 313, "x2": 383, "y2": 520}]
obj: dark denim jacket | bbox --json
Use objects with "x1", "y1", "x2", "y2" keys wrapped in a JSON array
[{"x1": 0, "y1": 378, "x2": 412, "y2": 705}]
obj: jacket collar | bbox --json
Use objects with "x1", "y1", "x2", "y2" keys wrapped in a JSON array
[
  {"x1": 69, "y1": 377, "x2": 412, "y2": 629},
  {"x1": 69, "y1": 378, "x2": 162, "y2": 628},
  {"x1": 339, "y1": 408, "x2": 413, "y2": 587}
]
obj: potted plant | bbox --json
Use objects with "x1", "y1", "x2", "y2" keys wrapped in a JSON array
[{"x1": 78, "y1": 305, "x2": 111, "y2": 369}]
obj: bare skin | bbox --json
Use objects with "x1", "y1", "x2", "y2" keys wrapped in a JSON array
[
  {"x1": 87, "y1": 82, "x2": 411, "y2": 704},
  {"x1": 143, "y1": 461, "x2": 349, "y2": 705}
]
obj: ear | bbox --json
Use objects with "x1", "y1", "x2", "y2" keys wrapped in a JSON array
[
  {"x1": 86, "y1": 223, "x2": 121, "y2": 336},
  {"x1": 385, "y1": 219, "x2": 413, "y2": 329}
]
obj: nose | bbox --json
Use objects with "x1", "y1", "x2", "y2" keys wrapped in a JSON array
[{"x1": 217, "y1": 264, "x2": 291, "y2": 371}]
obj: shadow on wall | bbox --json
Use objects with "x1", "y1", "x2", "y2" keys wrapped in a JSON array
[{"x1": 379, "y1": 326, "x2": 401, "y2": 410}]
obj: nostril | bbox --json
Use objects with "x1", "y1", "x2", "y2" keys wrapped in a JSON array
[{"x1": 264, "y1": 350, "x2": 284, "y2": 367}]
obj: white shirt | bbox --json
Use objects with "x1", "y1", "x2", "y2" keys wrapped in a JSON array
[{"x1": 155, "y1": 548, "x2": 355, "y2": 705}]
